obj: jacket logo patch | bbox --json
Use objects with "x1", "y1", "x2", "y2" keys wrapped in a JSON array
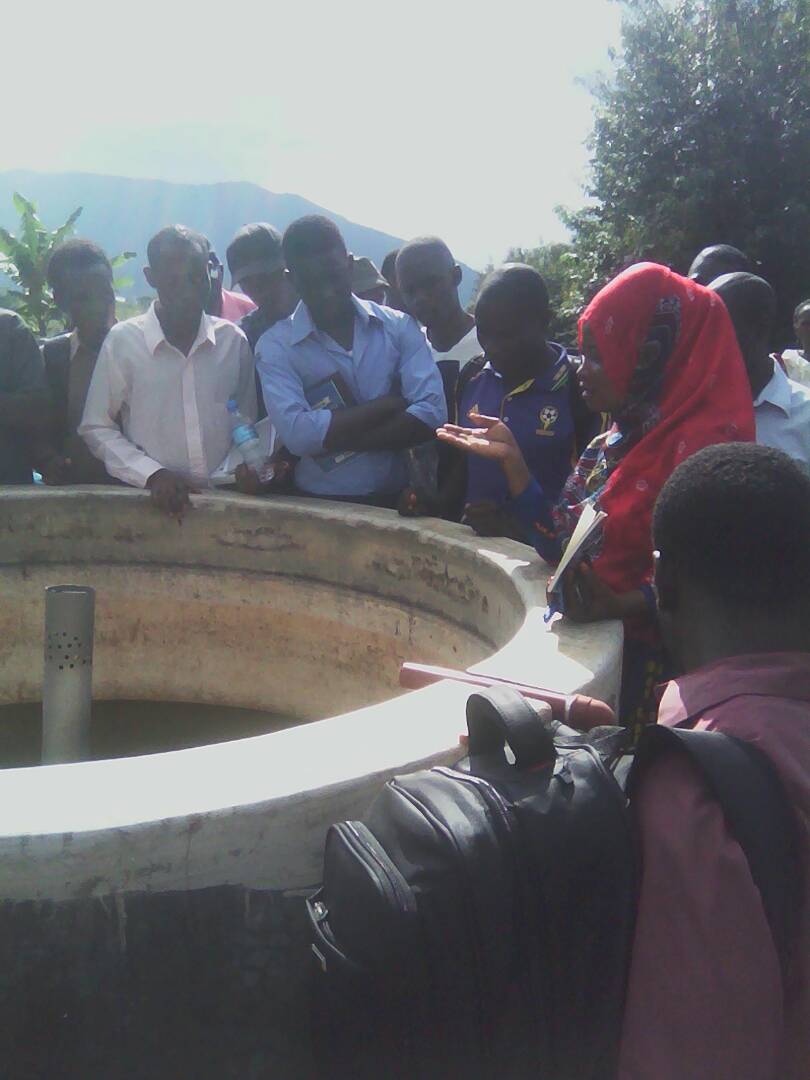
[{"x1": 536, "y1": 405, "x2": 559, "y2": 435}]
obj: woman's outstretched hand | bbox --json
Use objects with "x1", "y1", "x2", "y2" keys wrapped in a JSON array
[
  {"x1": 437, "y1": 412, "x2": 519, "y2": 461},
  {"x1": 437, "y1": 412, "x2": 532, "y2": 496}
]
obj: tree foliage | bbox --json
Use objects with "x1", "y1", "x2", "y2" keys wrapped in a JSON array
[
  {"x1": 0, "y1": 193, "x2": 135, "y2": 337},
  {"x1": 523, "y1": 0, "x2": 810, "y2": 343},
  {"x1": 506, "y1": 243, "x2": 582, "y2": 345}
]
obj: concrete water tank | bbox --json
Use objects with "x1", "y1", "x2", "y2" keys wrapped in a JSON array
[{"x1": 0, "y1": 487, "x2": 622, "y2": 1078}]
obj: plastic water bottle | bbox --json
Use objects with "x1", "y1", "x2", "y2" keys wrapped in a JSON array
[{"x1": 227, "y1": 399, "x2": 271, "y2": 481}]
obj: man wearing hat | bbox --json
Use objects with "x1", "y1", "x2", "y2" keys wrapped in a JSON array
[
  {"x1": 226, "y1": 223, "x2": 297, "y2": 351},
  {"x1": 351, "y1": 257, "x2": 388, "y2": 304}
]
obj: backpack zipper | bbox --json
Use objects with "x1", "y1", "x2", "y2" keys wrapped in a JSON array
[
  {"x1": 436, "y1": 768, "x2": 544, "y2": 1046},
  {"x1": 390, "y1": 778, "x2": 492, "y2": 1067},
  {"x1": 337, "y1": 821, "x2": 417, "y2": 915}
]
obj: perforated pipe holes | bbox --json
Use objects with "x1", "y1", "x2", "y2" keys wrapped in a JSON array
[
  {"x1": 43, "y1": 586, "x2": 95, "y2": 674},
  {"x1": 46, "y1": 632, "x2": 91, "y2": 670}
]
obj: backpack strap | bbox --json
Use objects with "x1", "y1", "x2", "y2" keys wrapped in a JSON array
[
  {"x1": 466, "y1": 686, "x2": 556, "y2": 769},
  {"x1": 628, "y1": 726, "x2": 801, "y2": 967}
]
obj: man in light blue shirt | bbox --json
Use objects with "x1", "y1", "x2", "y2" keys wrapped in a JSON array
[
  {"x1": 711, "y1": 272, "x2": 810, "y2": 472},
  {"x1": 256, "y1": 216, "x2": 446, "y2": 504}
]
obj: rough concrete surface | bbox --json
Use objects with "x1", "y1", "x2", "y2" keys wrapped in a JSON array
[{"x1": 0, "y1": 487, "x2": 623, "y2": 1077}]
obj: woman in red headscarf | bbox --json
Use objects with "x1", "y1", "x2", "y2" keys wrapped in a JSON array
[{"x1": 438, "y1": 263, "x2": 755, "y2": 731}]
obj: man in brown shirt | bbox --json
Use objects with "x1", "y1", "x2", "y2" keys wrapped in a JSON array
[{"x1": 621, "y1": 443, "x2": 810, "y2": 1079}]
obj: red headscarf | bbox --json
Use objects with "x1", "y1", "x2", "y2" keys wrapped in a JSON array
[{"x1": 574, "y1": 262, "x2": 755, "y2": 595}]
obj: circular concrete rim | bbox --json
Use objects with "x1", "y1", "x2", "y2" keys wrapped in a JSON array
[{"x1": 0, "y1": 488, "x2": 622, "y2": 896}]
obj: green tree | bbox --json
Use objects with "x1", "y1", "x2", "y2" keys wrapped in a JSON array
[
  {"x1": 505, "y1": 242, "x2": 583, "y2": 345},
  {"x1": 0, "y1": 193, "x2": 135, "y2": 337},
  {"x1": 469, "y1": 246, "x2": 583, "y2": 344},
  {"x1": 562, "y1": 0, "x2": 810, "y2": 341}
]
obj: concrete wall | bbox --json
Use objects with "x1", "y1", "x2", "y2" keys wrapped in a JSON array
[
  {"x1": 1, "y1": 488, "x2": 508, "y2": 717},
  {"x1": 0, "y1": 487, "x2": 623, "y2": 1078}
]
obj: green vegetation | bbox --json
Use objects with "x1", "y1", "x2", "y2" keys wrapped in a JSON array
[
  {"x1": 115, "y1": 296, "x2": 152, "y2": 321},
  {"x1": 0, "y1": 193, "x2": 135, "y2": 336},
  {"x1": 521, "y1": 0, "x2": 810, "y2": 343},
  {"x1": 504, "y1": 243, "x2": 581, "y2": 346}
]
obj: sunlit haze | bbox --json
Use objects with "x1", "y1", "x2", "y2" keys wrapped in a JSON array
[{"x1": 3, "y1": 0, "x2": 622, "y2": 268}]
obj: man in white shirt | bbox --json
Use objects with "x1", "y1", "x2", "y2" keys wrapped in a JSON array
[
  {"x1": 395, "y1": 238, "x2": 482, "y2": 417},
  {"x1": 711, "y1": 272, "x2": 810, "y2": 470},
  {"x1": 392, "y1": 238, "x2": 480, "y2": 516},
  {"x1": 80, "y1": 225, "x2": 258, "y2": 517},
  {"x1": 779, "y1": 298, "x2": 810, "y2": 387}
]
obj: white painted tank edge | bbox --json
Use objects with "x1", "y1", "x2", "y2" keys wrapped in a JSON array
[
  {"x1": 0, "y1": 680, "x2": 471, "y2": 837},
  {"x1": 0, "y1": 489, "x2": 623, "y2": 899}
]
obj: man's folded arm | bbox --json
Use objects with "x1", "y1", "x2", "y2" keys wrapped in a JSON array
[
  {"x1": 329, "y1": 316, "x2": 448, "y2": 453},
  {"x1": 322, "y1": 395, "x2": 407, "y2": 451},
  {"x1": 258, "y1": 346, "x2": 333, "y2": 457},
  {"x1": 258, "y1": 336, "x2": 409, "y2": 455},
  {"x1": 347, "y1": 412, "x2": 434, "y2": 452},
  {"x1": 259, "y1": 319, "x2": 446, "y2": 457}
]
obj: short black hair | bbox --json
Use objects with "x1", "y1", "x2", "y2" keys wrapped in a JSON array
[
  {"x1": 688, "y1": 244, "x2": 752, "y2": 283},
  {"x1": 282, "y1": 215, "x2": 345, "y2": 270},
  {"x1": 653, "y1": 443, "x2": 810, "y2": 608},
  {"x1": 47, "y1": 239, "x2": 112, "y2": 295},
  {"x1": 794, "y1": 299, "x2": 810, "y2": 321},
  {"x1": 699, "y1": 243, "x2": 750, "y2": 266},
  {"x1": 397, "y1": 236, "x2": 455, "y2": 270},
  {"x1": 226, "y1": 222, "x2": 283, "y2": 276},
  {"x1": 382, "y1": 248, "x2": 400, "y2": 286},
  {"x1": 146, "y1": 225, "x2": 209, "y2": 270},
  {"x1": 709, "y1": 272, "x2": 776, "y2": 339},
  {"x1": 476, "y1": 263, "x2": 550, "y2": 323}
]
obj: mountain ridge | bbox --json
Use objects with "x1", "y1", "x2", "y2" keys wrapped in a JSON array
[{"x1": 0, "y1": 170, "x2": 478, "y2": 304}]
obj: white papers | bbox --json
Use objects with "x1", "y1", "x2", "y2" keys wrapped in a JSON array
[{"x1": 547, "y1": 502, "x2": 607, "y2": 593}]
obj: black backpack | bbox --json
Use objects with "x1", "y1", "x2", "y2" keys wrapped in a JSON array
[{"x1": 307, "y1": 686, "x2": 799, "y2": 1080}]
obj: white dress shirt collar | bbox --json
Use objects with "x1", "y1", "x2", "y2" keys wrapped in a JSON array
[
  {"x1": 754, "y1": 360, "x2": 792, "y2": 416},
  {"x1": 142, "y1": 301, "x2": 217, "y2": 356}
]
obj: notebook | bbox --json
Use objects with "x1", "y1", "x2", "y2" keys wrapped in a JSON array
[
  {"x1": 546, "y1": 502, "x2": 607, "y2": 607},
  {"x1": 305, "y1": 372, "x2": 358, "y2": 472}
]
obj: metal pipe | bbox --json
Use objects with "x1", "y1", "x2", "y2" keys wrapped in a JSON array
[{"x1": 42, "y1": 585, "x2": 95, "y2": 764}]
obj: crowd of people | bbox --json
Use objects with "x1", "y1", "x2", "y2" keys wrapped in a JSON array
[{"x1": 1, "y1": 216, "x2": 809, "y2": 1076}]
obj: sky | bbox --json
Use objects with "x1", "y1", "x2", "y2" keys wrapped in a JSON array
[{"x1": 2, "y1": 1, "x2": 622, "y2": 270}]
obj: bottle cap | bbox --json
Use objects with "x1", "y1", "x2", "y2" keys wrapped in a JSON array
[{"x1": 227, "y1": 398, "x2": 238, "y2": 412}]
